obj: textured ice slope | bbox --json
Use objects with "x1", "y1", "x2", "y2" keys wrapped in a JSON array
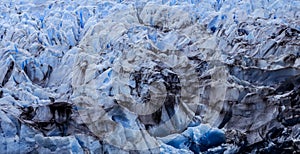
[{"x1": 0, "y1": 0, "x2": 300, "y2": 153}]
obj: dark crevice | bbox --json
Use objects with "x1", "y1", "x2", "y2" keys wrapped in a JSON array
[{"x1": 2, "y1": 61, "x2": 14, "y2": 87}]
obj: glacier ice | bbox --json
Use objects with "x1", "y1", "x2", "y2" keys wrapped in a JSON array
[{"x1": 0, "y1": 0, "x2": 300, "y2": 153}]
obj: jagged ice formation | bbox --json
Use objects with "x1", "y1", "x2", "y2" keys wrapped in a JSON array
[{"x1": 0, "y1": 0, "x2": 300, "y2": 153}]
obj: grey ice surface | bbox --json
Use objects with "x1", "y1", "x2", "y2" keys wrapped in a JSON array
[{"x1": 0, "y1": 0, "x2": 300, "y2": 153}]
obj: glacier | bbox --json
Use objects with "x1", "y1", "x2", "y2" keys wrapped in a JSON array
[{"x1": 0, "y1": 0, "x2": 300, "y2": 153}]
